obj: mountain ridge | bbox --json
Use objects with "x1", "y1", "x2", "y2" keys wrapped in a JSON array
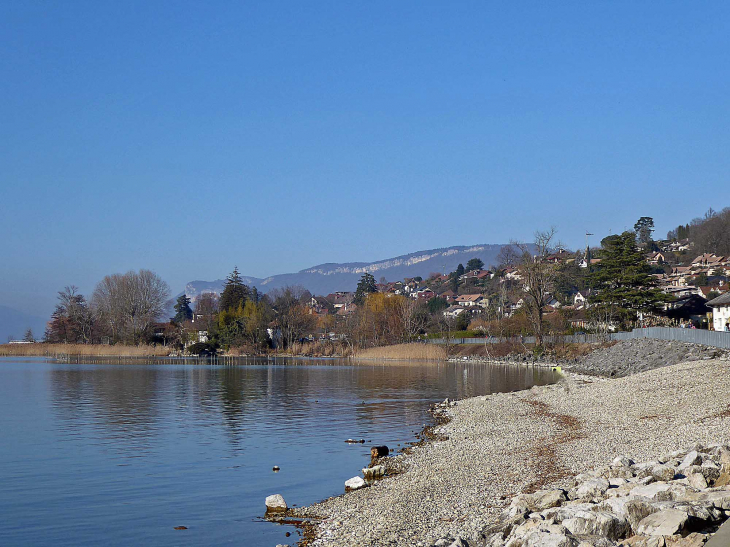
[{"x1": 184, "y1": 244, "x2": 508, "y2": 301}]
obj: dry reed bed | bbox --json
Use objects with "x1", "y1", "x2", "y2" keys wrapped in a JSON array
[
  {"x1": 0, "y1": 343, "x2": 173, "y2": 357},
  {"x1": 354, "y1": 343, "x2": 447, "y2": 361}
]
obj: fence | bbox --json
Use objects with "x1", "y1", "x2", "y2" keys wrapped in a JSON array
[
  {"x1": 427, "y1": 328, "x2": 730, "y2": 350},
  {"x1": 610, "y1": 327, "x2": 730, "y2": 349}
]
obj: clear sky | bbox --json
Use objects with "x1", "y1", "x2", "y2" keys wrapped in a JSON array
[{"x1": 1, "y1": 1, "x2": 729, "y2": 318}]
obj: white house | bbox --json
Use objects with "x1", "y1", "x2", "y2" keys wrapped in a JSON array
[
  {"x1": 573, "y1": 290, "x2": 591, "y2": 308},
  {"x1": 455, "y1": 294, "x2": 484, "y2": 307},
  {"x1": 708, "y1": 292, "x2": 730, "y2": 331},
  {"x1": 442, "y1": 305, "x2": 466, "y2": 318}
]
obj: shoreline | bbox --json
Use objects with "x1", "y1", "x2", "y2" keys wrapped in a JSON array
[{"x1": 292, "y1": 357, "x2": 730, "y2": 546}]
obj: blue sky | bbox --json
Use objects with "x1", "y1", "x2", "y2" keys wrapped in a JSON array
[{"x1": 1, "y1": 1, "x2": 729, "y2": 318}]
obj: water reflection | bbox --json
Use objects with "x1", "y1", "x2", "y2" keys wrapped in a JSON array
[{"x1": 0, "y1": 358, "x2": 557, "y2": 547}]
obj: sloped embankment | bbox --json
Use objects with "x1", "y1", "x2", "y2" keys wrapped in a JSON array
[{"x1": 565, "y1": 339, "x2": 729, "y2": 378}]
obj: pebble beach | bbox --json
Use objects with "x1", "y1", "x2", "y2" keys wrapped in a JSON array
[{"x1": 293, "y1": 343, "x2": 730, "y2": 546}]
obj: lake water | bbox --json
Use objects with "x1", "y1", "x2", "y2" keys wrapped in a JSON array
[{"x1": 0, "y1": 357, "x2": 557, "y2": 547}]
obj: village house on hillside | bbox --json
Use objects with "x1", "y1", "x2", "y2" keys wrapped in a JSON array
[
  {"x1": 442, "y1": 305, "x2": 466, "y2": 318},
  {"x1": 708, "y1": 292, "x2": 730, "y2": 331},
  {"x1": 459, "y1": 269, "x2": 492, "y2": 282},
  {"x1": 646, "y1": 252, "x2": 666, "y2": 265},
  {"x1": 664, "y1": 239, "x2": 693, "y2": 252},
  {"x1": 455, "y1": 294, "x2": 487, "y2": 307},
  {"x1": 692, "y1": 254, "x2": 727, "y2": 268},
  {"x1": 325, "y1": 292, "x2": 354, "y2": 309}
]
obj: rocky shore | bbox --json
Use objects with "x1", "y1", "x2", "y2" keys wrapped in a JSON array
[
  {"x1": 487, "y1": 444, "x2": 730, "y2": 546},
  {"x1": 293, "y1": 345, "x2": 730, "y2": 546}
]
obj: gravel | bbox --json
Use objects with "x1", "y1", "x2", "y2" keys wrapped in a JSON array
[
  {"x1": 564, "y1": 339, "x2": 730, "y2": 378},
  {"x1": 293, "y1": 354, "x2": 730, "y2": 546}
]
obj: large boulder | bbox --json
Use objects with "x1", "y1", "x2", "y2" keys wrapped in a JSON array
[
  {"x1": 362, "y1": 465, "x2": 385, "y2": 479},
  {"x1": 630, "y1": 482, "x2": 673, "y2": 500},
  {"x1": 574, "y1": 478, "x2": 610, "y2": 502},
  {"x1": 345, "y1": 476, "x2": 366, "y2": 490},
  {"x1": 529, "y1": 489, "x2": 568, "y2": 511},
  {"x1": 624, "y1": 499, "x2": 661, "y2": 533},
  {"x1": 650, "y1": 464, "x2": 677, "y2": 482},
  {"x1": 265, "y1": 494, "x2": 287, "y2": 513},
  {"x1": 678, "y1": 451, "x2": 703, "y2": 472},
  {"x1": 518, "y1": 530, "x2": 576, "y2": 547},
  {"x1": 687, "y1": 473, "x2": 708, "y2": 490},
  {"x1": 636, "y1": 508, "x2": 689, "y2": 536},
  {"x1": 561, "y1": 510, "x2": 628, "y2": 540}
]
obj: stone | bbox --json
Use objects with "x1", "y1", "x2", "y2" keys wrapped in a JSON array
[
  {"x1": 651, "y1": 465, "x2": 677, "y2": 482},
  {"x1": 576, "y1": 540, "x2": 616, "y2": 547},
  {"x1": 715, "y1": 472, "x2": 730, "y2": 487},
  {"x1": 631, "y1": 482, "x2": 673, "y2": 500},
  {"x1": 515, "y1": 530, "x2": 575, "y2": 547},
  {"x1": 687, "y1": 472, "x2": 708, "y2": 490},
  {"x1": 562, "y1": 509, "x2": 628, "y2": 540},
  {"x1": 529, "y1": 489, "x2": 568, "y2": 511},
  {"x1": 664, "y1": 533, "x2": 708, "y2": 547},
  {"x1": 624, "y1": 499, "x2": 661, "y2": 532},
  {"x1": 679, "y1": 451, "x2": 702, "y2": 471},
  {"x1": 595, "y1": 496, "x2": 640, "y2": 520},
  {"x1": 718, "y1": 447, "x2": 730, "y2": 470},
  {"x1": 621, "y1": 537, "x2": 666, "y2": 547},
  {"x1": 696, "y1": 489, "x2": 730, "y2": 510},
  {"x1": 362, "y1": 465, "x2": 385, "y2": 479},
  {"x1": 610, "y1": 478, "x2": 629, "y2": 487},
  {"x1": 613, "y1": 456, "x2": 635, "y2": 468},
  {"x1": 636, "y1": 508, "x2": 689, "y2": 536},
  {"x1": 345, "y1": 476, "x2": 366, "y2": 490},
  {"x1": 265, "y1": 494, "x2": 287, "y2": 513},
  {"x1": 608, "y1": 466, "x2": 636, "y2": 479},
  {"x1": 700, "y1": 461, "x2": 721, "y2": 481},
  {"x1": 576, "y1": 478, "x2": 610, "y2": 501}
]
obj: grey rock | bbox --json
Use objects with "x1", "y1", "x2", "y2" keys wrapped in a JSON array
[
  {"x1": 265, "y1": 494, "x2": 287, "y2": 513},
  {"x1": 650, "y1": 465, "x2": 676, "y2": 482},
  {"x1": 635, "y1": 508, "x2": 689, "y2": 536},
  {"x1": 688, "y1": 472, "x2": 708, "y2": 489},
  {"x1": 345, "y1": 476, "x2": 366, "y2": 490},
  {"x1": 576, "y1": 478, "x2": 610, "y2": 501},
  {"x1": 562, "y1": 510, "x2": 628, "y2": 540},
  {"x1": 679, "y1": 451, "x2": 702, "y2": 471}
]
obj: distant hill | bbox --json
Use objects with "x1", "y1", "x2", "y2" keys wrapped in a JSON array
[
  {"x1": 184, "y1": 244, "x2": 509, "y2": 300},
  {"x1": 0, "y1": 305, "x2": 47, "y2": 342}
]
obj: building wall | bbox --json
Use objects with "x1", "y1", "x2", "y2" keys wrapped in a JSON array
[{"x1": 713, "y1": 305, "x2": 730, "y2": 331}]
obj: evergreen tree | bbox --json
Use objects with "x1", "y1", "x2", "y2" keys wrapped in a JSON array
[
  {"x1": 219, "y1": 267, "x2": 251, "y2": 312},
  {"x1": 23, "y1": 328, "x2": 35, "y2": 342},
  {"x1": 465, "y1": 258, "x2": 484, "y2": 272},
  {"x1": 173, "y1": 294, "x2": 193, "y2": 323},
  {"x1": 588, "y1": 232, "x2": 669, "y2": 327},
  {"x1": 354, "y1": 272, "x2": 378, "y2": 305},
  {"x1": 634, "y1": 217, "x2": 655, "y2": 246},
  {"x1": 455, "y1": 263, "x2": 465, "y2": 277}
]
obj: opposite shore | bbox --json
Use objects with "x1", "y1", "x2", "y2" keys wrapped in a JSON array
[{"x1": 292, "y1": 342, "x2": 730, "y2": 546}]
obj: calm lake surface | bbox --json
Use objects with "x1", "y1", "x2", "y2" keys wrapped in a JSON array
[{"x1": 0, "y1": 357, "x2": 558, "y2": 547}]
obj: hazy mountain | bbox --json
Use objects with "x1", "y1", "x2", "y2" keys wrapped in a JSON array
[
  {"x1": 0, "y1": 305, "x2": 48, "y2": 342},
  {"x1": 184, "y1": 244, "x2": 509, "y2": 300}
]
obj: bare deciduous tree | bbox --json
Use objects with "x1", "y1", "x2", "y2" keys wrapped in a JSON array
[
  {"x1": 92, "y1": 270, "x2": 170, "y2": 344},
  {"x1": 270, "y1": 286, "x2": 316, "y2": 349},
  {"x1": 194, "y1": 292, "x2": 219, "y2": 332},
  {"x1": 514, "y1": 228, "x2": 560, "y2": 346},
  {"x1": 396, "y1": 297, "x2": 428, "y2": 341}
]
